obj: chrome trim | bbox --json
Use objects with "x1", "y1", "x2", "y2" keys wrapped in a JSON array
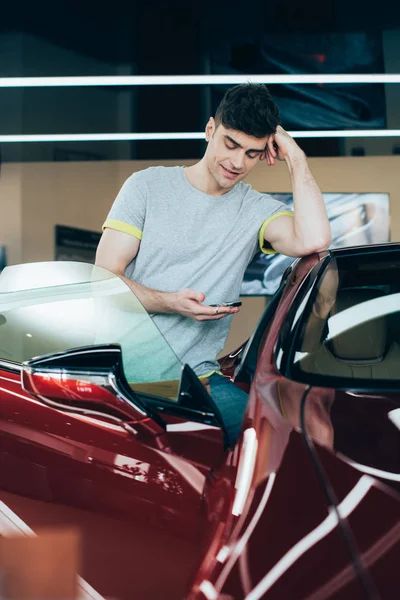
[
  {"x1": 229, "y1": 348, "x2": 243, "y2": 359},
  {"x1": 0, "y1": 359, "x2": 21, "y2": 373},
  {"x1": 109, "y1": 372, "x2": 146, "y2": 416},
  {"x1": 21, "y1": 346, "x2": 120, "y2": 368}
]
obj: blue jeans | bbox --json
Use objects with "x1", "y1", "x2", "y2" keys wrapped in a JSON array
[{"x1": 208, "y1": 373, "x2": 249, "y2": 447}]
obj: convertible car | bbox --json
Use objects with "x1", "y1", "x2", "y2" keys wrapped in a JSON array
[{"x1": 0, "y1": 244, "x2": 399, "y2": 599}]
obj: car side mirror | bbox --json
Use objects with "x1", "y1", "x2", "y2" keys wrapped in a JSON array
[
  {"x1": 178, "y1": 364, "x2": 229, "y2": 447},
  {"x1": 21, "y1": 343, "x2": 165, "y2": 438}
]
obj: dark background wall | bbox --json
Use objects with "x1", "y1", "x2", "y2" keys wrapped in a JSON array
[{"x1": 0, "y1": 0, "x2": 400, "y2": 162}]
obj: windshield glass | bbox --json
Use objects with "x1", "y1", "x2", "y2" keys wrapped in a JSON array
[
  {"x1": 290, "y1": 249, "x2": 400, "y2": 385},
  {"x1": 0, "y1": 262, "x2": 183, "y2": 396}
]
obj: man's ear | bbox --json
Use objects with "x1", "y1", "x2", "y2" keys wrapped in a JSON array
[{"x1": 205, "y1": 117, "x2": 216, "y2": 142}]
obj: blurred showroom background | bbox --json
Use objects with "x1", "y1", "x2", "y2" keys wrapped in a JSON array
[{"x1": 0, "y1": 0, "x2": 400, "y2": 353}]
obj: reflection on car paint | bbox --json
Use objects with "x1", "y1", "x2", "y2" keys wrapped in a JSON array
[{"x1": 1, "y1": 250, "x2": 400, "y2": 599}]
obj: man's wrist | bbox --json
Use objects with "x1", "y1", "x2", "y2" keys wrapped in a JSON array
[{"x1": 159, "y1": 290, "x2": 177, "y2": 314}]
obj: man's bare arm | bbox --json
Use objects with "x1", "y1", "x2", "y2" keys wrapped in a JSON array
[
  {"x1": 95, "y1": 228, "x2": 238, "y2": 321},
  {"x1": 262, "y1": 126, "x2": 332, "y2": 257},
  {"x1": 96, "y1": 228, "x2": 174, "y2": 312}
]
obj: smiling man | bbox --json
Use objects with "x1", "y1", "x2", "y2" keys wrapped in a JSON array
[{"x1": 96, "y1": 83, "x2": 331, "y2": 445}]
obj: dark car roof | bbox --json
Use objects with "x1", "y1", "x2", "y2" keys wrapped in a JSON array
[{"x1": 328, "y1": 242, "x2": 400, "y2": 258}]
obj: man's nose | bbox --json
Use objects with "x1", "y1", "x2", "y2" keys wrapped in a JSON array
[{"x1": 230, "y1": 151, "x2": 245, "y2": 171}]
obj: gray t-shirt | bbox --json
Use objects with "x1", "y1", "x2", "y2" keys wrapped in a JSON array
[{"x1": 103, "y1": 166, "x2": 292, "y2": 376}]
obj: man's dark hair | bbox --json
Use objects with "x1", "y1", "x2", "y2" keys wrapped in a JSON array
[{"x1": 214, "y1": 83, "x2": 280, "y2": 138}]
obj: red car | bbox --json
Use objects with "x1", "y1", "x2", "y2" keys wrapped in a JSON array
[{"x1": 0, "y1": 245, "x2": 399, "y2": 600}]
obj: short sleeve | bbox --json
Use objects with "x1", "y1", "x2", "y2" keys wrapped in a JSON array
[
  {"x1": 257, "y1": 194, "x2": 294, "y2": 255},
  {"x1": 102, "y1": 170, "x2": 148, "y2": 240}
]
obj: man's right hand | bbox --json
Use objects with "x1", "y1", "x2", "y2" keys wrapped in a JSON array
[{"x1": 169, "y1": 288, "x2": 240, "y2": 321}]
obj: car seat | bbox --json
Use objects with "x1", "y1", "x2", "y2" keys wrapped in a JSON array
[{"x1": 300, "y1": 287, "x2": 400, "y2": 380}]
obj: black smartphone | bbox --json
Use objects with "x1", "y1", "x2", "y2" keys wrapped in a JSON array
[{"x1": 209, "y1": 301, "x2": 242, "y2": 307}]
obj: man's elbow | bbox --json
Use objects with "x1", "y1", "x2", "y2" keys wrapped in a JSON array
[
  {"x1": 301, "y1": 223, "x2": 332, "y2": 253},
  {"x1": 294, "y1": 231, "x2": 332, "y2": 256},
  {"x1": 94, "y1": 256, "x2": 109, "y2": 272},
  {"x1": 308, "y1": 232, "x2": 332, "y2": 254},
  {"x1": 95, "y1": 257, "x2": 123, "y2": 279},
  {"x1": 317, "y1": 228, "x2": 332, "y2": 250},
  {"x1": 269, "y1": 226, "x2": 332, "y2": 258}
]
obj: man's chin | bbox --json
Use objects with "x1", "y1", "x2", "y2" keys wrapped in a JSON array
[
  {"x1": 219, "y1": 179, "x2": 235, "y2": 189},
  {"x1": 217, "y1": 172, "x2": 242, "y2": 189}
]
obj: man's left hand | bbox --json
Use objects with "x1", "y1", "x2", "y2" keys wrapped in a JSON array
[{"x1": 261, "y1": 125, "x2": 303, "y2": 166}]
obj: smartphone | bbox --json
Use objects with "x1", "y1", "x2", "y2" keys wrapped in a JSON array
[{"x1": 210, "y1": 301, "x2": 242, "y2": 307}]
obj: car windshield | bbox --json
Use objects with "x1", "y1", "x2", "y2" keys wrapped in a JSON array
[
  {"x1": 290, "y1": 249, "x2": 400, "y2": 385},
  {"x1": 0, "y1": 262, "x2": 183, "y2": 398}
]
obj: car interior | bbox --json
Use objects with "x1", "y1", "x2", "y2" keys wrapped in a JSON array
[{"x1": 299, "y1": 285, "x2": 400, "y2": 381}]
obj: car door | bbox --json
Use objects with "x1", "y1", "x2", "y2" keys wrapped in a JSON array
[
  {"x1": 250, "y1": 249, "x2": 400, "y2": 600},
  {"x1": 186, "y1": 254, "x2": 386, "y2": 599}
]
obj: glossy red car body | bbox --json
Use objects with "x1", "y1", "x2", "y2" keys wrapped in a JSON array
[{"x1": 1, "y1": 246, "x2": 399, "y2": 600}]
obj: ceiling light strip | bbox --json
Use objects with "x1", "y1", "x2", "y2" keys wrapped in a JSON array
[
  {"x1": 0, "y1": 75, "x2": 399, "y2": 87},
  {"x1": 0, "y1": 132, "x2": 204, "y2": 142},
  {"x1": 0, "y1": 130, "x2": 399, "y2": 143}
]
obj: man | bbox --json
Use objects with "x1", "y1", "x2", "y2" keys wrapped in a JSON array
[{"x1": 96, "y1": 83, "x2": 332, "y2": 445}]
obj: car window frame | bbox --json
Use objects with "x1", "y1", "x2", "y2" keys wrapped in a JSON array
[
  {"x1": 275, "y1": 255, "x2": 332, "y2": 377},
  {"x1": 234, "y1": 262, "x2": 296, "y2": 384},
  {"x1": 279, "y1": 248, "x2": 400, "y2": 392}
]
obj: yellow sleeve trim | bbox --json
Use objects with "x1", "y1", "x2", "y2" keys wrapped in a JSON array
[
  {"x1": 102, "y1": 218, "x2": 143, "y2": 240},
  {"x1": 259, "y1": 211, "x2": 294, "y2": 255},
  {"x1": 199, "y1": 370, "x2": 222, "y2": 379}
]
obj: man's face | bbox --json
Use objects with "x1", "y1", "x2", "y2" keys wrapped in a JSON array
[{"x1": 204, "y1": 118, "x2": 270, "y2": 192}]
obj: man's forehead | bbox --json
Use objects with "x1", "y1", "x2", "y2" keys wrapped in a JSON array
[{"x1": 219, "y1": 126, "x2": 269, "y2": 149}]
